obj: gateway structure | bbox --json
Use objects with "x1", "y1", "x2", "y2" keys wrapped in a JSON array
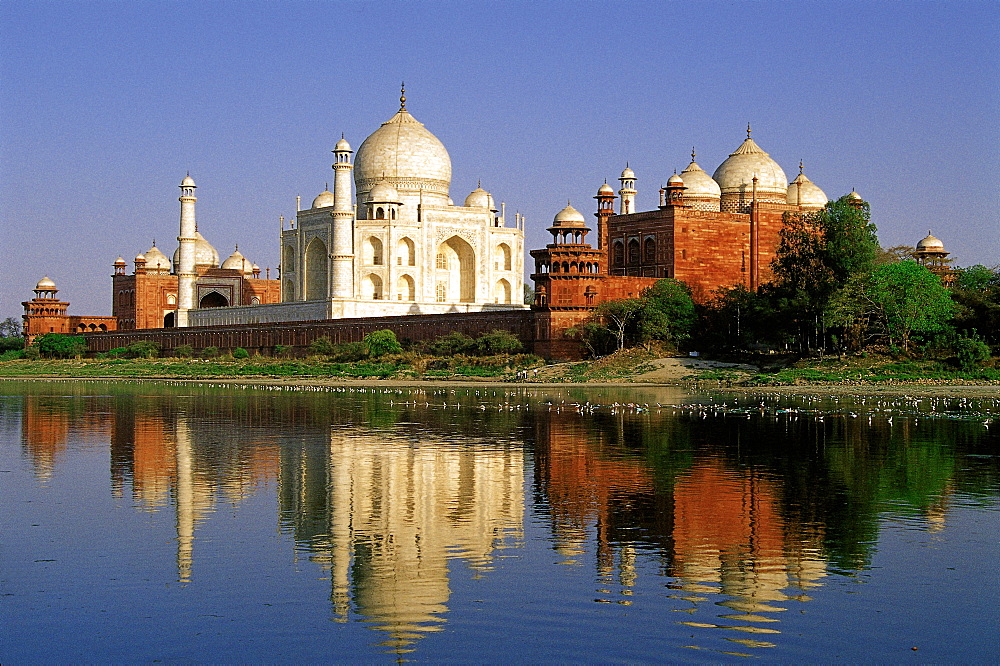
[{"x1": 189, "y1": 90, "x2": 526, "y2": 327}]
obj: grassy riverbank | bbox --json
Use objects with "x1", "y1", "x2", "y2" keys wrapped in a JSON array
[{"x1": 2, "y1": 347, "x2": 997, "y2": 390}]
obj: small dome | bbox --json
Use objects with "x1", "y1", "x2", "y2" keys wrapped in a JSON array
[
  {"x1": 251, "y1": 263, "x2": 260, "y2": 272},
  {"x1": 667, "y1": 173, "x2": 684, "y2": 185},
  {"x1": 144, "y1": 245, "x2": 171, "y2": 273},
  {"x1": 552, "y1": 203, "x2": 586, "y2": 226},
  {"x1": 172, "y1": 231, "x2": 219, "y2": 270},
  {"x1": 597, "y1": 183, "x2": 614, "y2": 195},
  {"x1": 312, "y1": 189, "x2": 335, "y2": 208},
  {"x1": 464, "y1": 187, "x2": 491, "y2": 208},
  {"x1": 114, "y1": 256, "x2": 127, "y2": 265},
  {"x1": 368, "y1": 182, "x2": 401, "y2": 203},
  {"x1": 620, "y1": 166, "x2": 635, "y2": 180},
  {"x1": 180, "y1": 174, "x2": 196, "y2": 188},
  {"x1": 334, "y1": 137, "x2": 352, "y2": 152},
  {"x1": 712, "y1": 132, "x2": 788, "y2": 195},
  {"x1": 847, "y1": 190, "x2": 863, "y2": 200},
  {"x1": 35, "y1": 276, "x2": 57, "y2": 290},
  {"x1": 916, "y1": 232, "x2": 945, "y2": 251},
  {"x1": 222, "y1": 247, "x2": 253, "y2": 274},
  {"x1": 680, "y1": 159, "x2": 721, "y2": 198},
  {"x1": 787, "y1": 170, "x2": 828, "y2": 208},
  {"x1": 135, "y1": 253, "x2": 147, "y2": 262}
]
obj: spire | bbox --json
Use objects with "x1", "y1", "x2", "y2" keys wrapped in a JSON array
[
  {"x1": 691, "y1": 147, "x2": 696, "y2": 161},
  {"x1": 799, "y1": 160, "x2": 804, "y2": 174},
  {"x1": 400, "y1": 81, "x2": 406, "y2": 111},
  {"x1": 747, "y1": 123, "x2": 752, "y2": 138}
]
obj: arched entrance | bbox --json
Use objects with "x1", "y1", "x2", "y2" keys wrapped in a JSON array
[
  {"x1": 199, "y1": 291, "x2": 228, "y2": 308},
  {"x1": 305, "y1": 237, "x2": 328, "y2": 300},
  {"x1": 164, "y1": 311, "x2": 175, "y2": 327},
  {"x1": 436, "y1": 236, "x2": 476, "y2": 303}
]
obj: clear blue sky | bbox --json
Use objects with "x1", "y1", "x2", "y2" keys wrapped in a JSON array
[{"x1": 2, "y1": 0, "x2": 997, "y2": 316}]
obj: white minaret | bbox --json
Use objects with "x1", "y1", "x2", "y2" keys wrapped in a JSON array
[
  {"x1": 331, "y1": 136, "x2": 355, "y2": 299},
  {"x1": 618, "y1": 165, "x2": 636, "y2": 215},
  {"x1": 176, "y1": 174, "x2": 197, "y2": 327}
]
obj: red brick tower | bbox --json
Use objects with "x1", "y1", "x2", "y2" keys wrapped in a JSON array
[{"x1": 22, "y1": 277, "x2": 70, "y2": 344}]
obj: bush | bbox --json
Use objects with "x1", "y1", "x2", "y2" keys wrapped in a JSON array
[
  {"x1": 273, "y1": 344, "x2": 290, "y2": 357},
  {"x1": 35, "y1": 333, "x2": 87, "y2": 359},
  {"x1": 174, "y1": 344, "x2": 194, "y2": 358},
  {"x1": 0, "y1": 337, "x2": 24, "y2": 353},
  {"x1": 364, "y1": 329, "x2": 403, "y2": 357},
  {"x1": 309, "y1": 336, "x2": 336, "y2": 356},
  {"x1": 954, "y1": 335, "x2": 991, "y2": 370},
  {"x1": 98, "y1": 347, "x2": 128, "y2": 359},
  {"x1": 330, "y1": 341, "x2": 367, "y2": 362},
  {"x1": 426, "y1": 331, "x2": 476, "y2": 356},
  {"x1": 232, "y1": 347, "x2": 250, "y2": 359},
  {"x1": 475, "y1": 329, "x2": 523, "y2": 355},
  {"x1": 202, "y1": 346, "x2": 220, "y2": 358},
  {"x1": 0, "y1": 349, "x2": 25, "y2": 361},
  {"x1": 124, "y1": 341, "x2": 160, "y2": 359}
]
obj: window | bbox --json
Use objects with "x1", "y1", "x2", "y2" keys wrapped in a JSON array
[
  {"x1": 436, "y1": 253, "x2": 447, "y2": 269},
  {"x1": 612, "y1": 242, "x2": 624, "y2": 267},
  {"x1": 436, "y1": 282, "x2": 446, "y2": 302}
]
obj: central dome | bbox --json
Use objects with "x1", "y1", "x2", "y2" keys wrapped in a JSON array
[
  {"x1": 713, "y1": 133, "x2": 788, "y2": 197},
  {"x1": 354, "y1": 104, "x2": 452, "y2": 203}
]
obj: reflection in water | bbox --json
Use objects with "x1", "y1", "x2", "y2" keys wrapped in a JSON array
[{"x1": 7, "y1": 382, "x2": 999, "y2": 660}]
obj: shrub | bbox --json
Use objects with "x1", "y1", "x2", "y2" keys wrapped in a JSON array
[
  {"x1": 35, "y1": 333, "x2": 87, "y2": 359},
  {"x1": 0, "y1": 349, "x2": 25, "y2": 361},
  {"x1": 174, "y1": 344, "x2": 194, "y2": 358},
  {"x1": 329, "y1": 341, "x2": 367, "y2": 362},
  {"x1": 364, "y1": 329, "x2": 403, "y2": 357},
  {"x1": 273, "y1": 344, "x2": 290, "y2": 357},
  {"x1": 232, "y1": 347, "x2": 250, "y2": 359},
  {"x1": 475, "y1": 329, "x2": 523, "y2": 355},
  {"x1": 309, "y1": 336, "x2": 336, "y2": 356},
  {"x1": 0, "y1": 337, "x2": 24, "y2": 353},
  {"x1": 427, "y1": 331, "x2": 476, "y2": 356},
  {"x1": 124, "y1": 341, "x2": 160, "y2": 359},
  {"x1": 954, "y1": 335, "x2": 991, "y2": 370},
  {"x1": 202, "y1": 346, "x2": 220, "y2": 358},
  {"x1": 97, "y1": 347, "x2": 128, "y2": 359}
]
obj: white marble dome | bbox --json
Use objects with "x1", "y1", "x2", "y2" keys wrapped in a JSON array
[
  {"x1": 368, "y1": 182, "x2": 401, "y2": 203},
  {"x1": 221, "y1": 247, "x2": 253, "y2": 274},
  {"x1": 667, "y1": 173, "x2": 684, "y2": 185},
  {"x1": 552, "y1": 203, "x2": 586, "y2": 226},
  {"x1": 713, "y1": 134, "x2": 788, "y2": 196},
  {"x1": 172, "y1": 231, "x2": 219, "y2": 270},
  {"x1": 334, "y1": 137, "x2": 352, "y2": 153},
  {"x1": 35, "y1": 276, "x2": 57, "y2": 291},
  {"x1": 180, "y1": 174, "x2": 196, "y2": 188},
  {"x1": 620, "y1": 166, "x2": 635, "y2": 180},
  {"x1": 680, "y1": 158, "x2": 721, "y2": 198},
  {"x1": 464, "y1": 187, "x2": 491, "y2": 208},
  {"x1": 787, "y1": 170, "x2": 828, "y2": 209},
  {"x1": 597, "y1": 182, "x2": 615, "y2": 195},
  {"x1": 312, "y1": 189, "x2": 334, "y2": 208},
  {"x1": 144, "y1": 244, "x2": 172, "y2": 273},
  {"x1": 916, "y1": 232, "x2": 945, "y2": 251},
  {"x1": 354, "y1": 105, "x2": 451, "y2": 199}
]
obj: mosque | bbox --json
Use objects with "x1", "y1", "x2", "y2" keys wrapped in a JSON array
[{"x1": 21, "y1": 92, "x2": 950, "y2": 357}]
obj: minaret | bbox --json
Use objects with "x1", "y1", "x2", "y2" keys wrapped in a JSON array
[
  {"x1": 331, "y1": 135, "x2": 355, "y2": 299},
  {"x1": 594, "y1": 182, "x2": 615, "y2": 251},
  {"x1": 618, "y1": 165, "x2": 636, "y2": 215},
  {"x1": 176, "y1": 174, "x2": 197, "y2": 327}
]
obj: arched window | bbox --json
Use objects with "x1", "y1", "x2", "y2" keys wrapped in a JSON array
[
  {"x1": 644, "y1": 237, "x2": 656, "y2": 263},
  {"x1": 397, "y1": 274, "x2": 415, "y2": 301},
  {"x1": 305, "y1": 237, "x2": 328, "y2": 300},
  {"x1": 494, "y1": 279, "x2": 512, "y2": 304},
  {"x1": 200, "y1": 291, "x2": 228, "y2": 308},
  {"x1": 628, "y1": 239, "x2": 640, "y2": 265},
  {"x1": 375, "y1": 207, "x2": 385, "y2": 220},
  {"x1": 495, "y1": 243, "x2": 512, "y2": 271},
  {"x1": 166, "y1": 293, "x2": 176, "y2": 305},
  {"x1": 612, "y1": 241, "x2": 624, "y2": 267},
  {"x1": 282, "y1": 245, "x2": 296, "y2": 273},
  {"x1": 436, "y1": 236, "x2": 476, "y2": 302},
  {"x1": 364, "y1": 237, "x2": 383, "y2": 265},
  {"x1": 396, "y1": 237, "x2": 415, "y2": 266},
  {"x1": 362, "y1": 274, "x2": 383, "y2": 300}
]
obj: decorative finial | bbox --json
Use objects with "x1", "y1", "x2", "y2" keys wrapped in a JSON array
[
  {"x1": 400, "y1": 82, "x2": 406, "y2": 111},
  {"x1": 325, "y1": 182, "x2": 329, "y2": 191},
  {"x1": 799, "y1": 160, "x2": 804, "y2": 174},
  {"x1": 478, "y1": 178, "x2": 481, "y2": 188},
  {"x1": 235, "y1": 244, "x2": 239, "y2": 251},
  {"x1": 152, "y1": 238, "x2": 156, "y2": 247},
  {"x1": 747, "y1": 123, "x2": 752, "y2": 138},
  {"x1": 691, "y1": 147, "x2": 696, "y2": 161}
]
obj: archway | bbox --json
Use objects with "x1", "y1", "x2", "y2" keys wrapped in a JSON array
[
  {"x1": 396, "y1": 237, "x2": 415, "y2": 266},
  {"x1": 436, "y1": 236, "x2": 476, "y2": 303},
  {"x1": 397, "y1": 274, "x2": 415, "y2": 301},
  {"x1": 282, "y1": 244, "x2": 296, "y2": 273},
  {"x1": 496, "y1": 243, "x2": 512, "y2": 271},
  {"x1": 164, "y1": 312, "x2": 175, "y2": 328},
  {"x1": 494, "y1": 279, "x2": 511, "y2": 304},
  {"x1": 305, "y1": 237, "x2": 328, "y2": 300},
  {"x1": 362, "y1": 274, "x2": 383, "y2": 300},
  {"x1": 364, "y1": 237, "x2": 383, "y2": 265},
  {"x1": 283, "y1": 279, "x2": 295, "y2": 301},
  {"x1": 200, "y1": 291, "x2": 228, "y2": 308}
]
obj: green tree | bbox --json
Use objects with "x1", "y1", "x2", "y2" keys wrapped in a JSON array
[
  {"x1": 830, "y1": 261, "x2": 955, "y2": 352},
  {"x1": 637, "y1": 279, "x2": 696, "y2": 346},
  {"x1": 596, "y1": 298, "x2": 644, "y2": 351},
  {"x1": 363, "y1": 329, "x2": 402, "y2": 357},
  {"x1": 771, "y1": 194, "x2": 880, "y2": 351},
  {"x1": 35, "y1": 333, "x2": 87, "y2": 358},
  {"x1": 475, "y1": 329, "x2": 523, "y2": 355}
]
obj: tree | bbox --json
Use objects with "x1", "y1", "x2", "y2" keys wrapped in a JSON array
[
  {"x1": 771, "y1": 194, "x2": 881, "y2": 351},
  {"x1": 830, "y1": 261, "x2": 955, "y2": 352},
  {"x1": 475, "y1": 329, "x2": 523, "y2": 355},
  {"x1": 637, "y1": 279, "x2": 696, "y2": 346},
  {"x1": 596, "y1": 298, "x2": 644, "y2": 351},
  {"x1": 35, "y1": 333, "x2": 87, "y2": 358},
  {"x1": 363, "y1": 329, "x2": 402, "y2": 357},
  {"x1": 0, "y1": 317, "x2": 21, "y2": 338},
  {"x1": 950, "y1": 265, "x2": 1000, "y2": 345}
]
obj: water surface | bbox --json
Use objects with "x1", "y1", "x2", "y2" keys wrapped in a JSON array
[{"x1": 2, "y1": 380, "x2": 997, "y2": 662}]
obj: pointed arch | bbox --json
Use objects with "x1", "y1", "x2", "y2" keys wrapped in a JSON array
[
  {"x1": 396, "y1": 237, "x2": 416, "y2": 266},
  {"x1": 495, "y1": 243, "x2": 512, "y2": 271},
  {"x1": 436, "y1": 235, "x2": 476, "y2": 303},
  {"x1": 305, "y1": 237, "x2": 328, "y2": 300},
  {"x1": 397, "y1": 274, "x2": 415, "y2": 301},
  {"x1": 200, "y1": 291, "x2": 228, "y2": 308},
  {"x1": 364, "y1": 236, "x2": 383, "y2": 265},
  {"x1": 494, "y1": 279, "x2": 512, "y2": 304},
  {"x1": 362, "y1": 273, "x2": 383, "y2": 300}
]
